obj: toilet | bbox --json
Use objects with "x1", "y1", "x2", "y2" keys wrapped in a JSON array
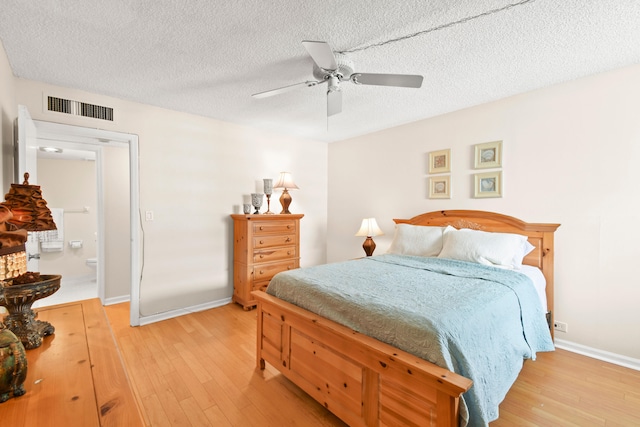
[{"x1": 86, "y1": 258, "x2": 97, "y2": 269}]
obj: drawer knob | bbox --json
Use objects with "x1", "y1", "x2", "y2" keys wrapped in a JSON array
[
  {"x1": 287, "y1": 225, "x2": 291, "y2": 229},
  {"x1": 259, "y1": 240, "x2": 264, "y2": 244},
  {"x1": 287, "y1": 266, "x2": 292, "y2": 270},
  {"x1": 259, "y1": 255, "x2": 264, "y2": 258},
  {"x1": 285, "y1": 237, "x2": 291, "y2": 242},
  {"x1": 287, "y1": 251, "x2": 291, "y2": 255},
  {"x1": 259, "y1": 226, "x2": 264, "y2": 230},
  {"x1": 259, "y1": 270, "x2": 264, "y2": 274}
]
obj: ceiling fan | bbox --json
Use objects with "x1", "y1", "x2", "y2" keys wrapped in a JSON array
[{"x1": 252, "y1": 40, "x2": 424, "y2": 118}]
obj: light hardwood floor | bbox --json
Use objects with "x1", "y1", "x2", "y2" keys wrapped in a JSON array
[
  {"x1": 2, "y1": 299, "x2": 639, "y2": 426},
  {"x1": 105, "y1": 301, "x2": 345, "y2": 427},
  {"x1": 0, "y1": 299, "x2": 143, "y2": 427},
  {"x1": 104, "y1": 301, "x2": 640, "y2": 427}
]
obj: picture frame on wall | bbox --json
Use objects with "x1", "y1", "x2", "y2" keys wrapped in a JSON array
[
  {"x1": 428, "y1": 149, "x2": 451, "y2": 174},
  {"x1": 428, "y1": 175, "x2": 451, "y2": 199},
  {"x1": 474, "y1": 140, "x2": 502, "y2": 169},
  {"x1": 474, "y1": 171, "x2": 502, "y2": 198}
]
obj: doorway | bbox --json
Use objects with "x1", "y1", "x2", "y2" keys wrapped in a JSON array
[
  {"x1": 15, "y1": 105, "x2": 141, "y2": 326},
  {"x1": 32, "y1": 147, "x2": 99, "y2": 307}
]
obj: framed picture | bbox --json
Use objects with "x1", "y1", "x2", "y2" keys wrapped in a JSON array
[
  {"x1": 428, "y1": 149, "x2": 451, "y2": 174},
  {"x1": 428, "y1": 175, "x2": 451, "y2": 199},
  {"x1": 474, "y1": 141, "x2": 502, "y2": 169},
  {"x1": 474, "y1": 171, "x2": 502, "y2": 198}
]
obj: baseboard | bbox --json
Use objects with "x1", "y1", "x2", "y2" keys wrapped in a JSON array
[
  {"x1": 138, "y1": 297, "x2": 233, "y2": 326},
  {"x1": 555, "y1": 338, "x2": 640, "y2": 371},
  {"x1": 104, "y1": 295, "x2": 130, "y2": 306}
]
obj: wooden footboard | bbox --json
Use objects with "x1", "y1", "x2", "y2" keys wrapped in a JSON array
[{"x1": 252, "y1": 290, "x2": 473, "y2": 427}]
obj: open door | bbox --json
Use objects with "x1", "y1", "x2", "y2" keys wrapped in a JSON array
[{"x1": 15, "y1": 105, "x2": 40, "y2": 272}]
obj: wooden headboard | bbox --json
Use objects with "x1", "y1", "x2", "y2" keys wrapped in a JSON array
[{"x1": 394, "y1": 210, "x2": 560, "y2": 334}]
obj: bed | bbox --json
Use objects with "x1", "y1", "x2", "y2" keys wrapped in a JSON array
[{"x1": 251, "y1": 210, "x2": 560, "y2": 426}]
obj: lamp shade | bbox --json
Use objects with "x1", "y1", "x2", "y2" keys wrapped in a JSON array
[
  {"x1": 355, "y1": 218, "x2": 384, "y2": 237},
  {"x1": 4, "y1": 173, "x2": 57, "y2": 241},
  {"x1": 273, "y1": 172, "x2": 299, "y2": 190}
]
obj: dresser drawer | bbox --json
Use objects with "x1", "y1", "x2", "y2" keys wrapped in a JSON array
[
  {"x1": 253, "y1": 260, "x2": 298, "y2": 282},
  {"x1": 253, "y1": 246, "x2": 297, "y2": 263},
  {"x1": 253, "y1": 234, "x2": 296, "y2": 249},
  {"x1": 253, "y1": 220, "x2": 297, "y2": 235}
]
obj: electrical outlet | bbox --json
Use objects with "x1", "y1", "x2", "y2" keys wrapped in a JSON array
[
  {"x1": 554, "y1": 321, "x2": 568, "y2": 333},
  {"x1": 145, "y1": 211, "x2": 154, "y2": 221}
]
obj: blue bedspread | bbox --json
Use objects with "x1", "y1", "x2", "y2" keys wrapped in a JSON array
[{"x1": 266, "y1": 254, "x2": 554, "y2": 427}]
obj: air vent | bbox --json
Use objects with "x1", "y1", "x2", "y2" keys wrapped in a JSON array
[{"x1": 47, "y1": 96, "x2": 114, "y2": 121}]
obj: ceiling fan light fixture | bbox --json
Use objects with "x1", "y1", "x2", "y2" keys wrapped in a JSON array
[
  {"x1": 254, "y1": 40, "x2": 423, "y2": 122},
  {"x1": 313, "y1": 52, "x2": 353, "y2": 81},
  {"x1": 327, "y1": 76, "x2": 341, "y2": 92}
]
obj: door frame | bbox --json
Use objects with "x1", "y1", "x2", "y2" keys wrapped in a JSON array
[{"x1": 15, "y1": 108, "x2": 141, "y2": 326}]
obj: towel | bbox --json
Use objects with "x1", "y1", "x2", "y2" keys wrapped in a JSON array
[{"x1": 41, "y1": 208, "x2": 64, "y2": 252}]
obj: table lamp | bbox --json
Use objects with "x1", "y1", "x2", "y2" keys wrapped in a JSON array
[
  {"x1": 273, "y1": 172, "x2": 299, "y2": 214},
  {"x1": 1, "y1": 172, "x2": 61, "y2": 349},
  {"x1": 355, "y1": 218, "x2": 384, "y2": 256}
]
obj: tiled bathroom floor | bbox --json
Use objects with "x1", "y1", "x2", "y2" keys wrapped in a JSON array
[{"x1": 32, "y1": 275, "x2": 98, "y2": 308}]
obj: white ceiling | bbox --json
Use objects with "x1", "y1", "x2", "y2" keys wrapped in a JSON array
[{"x1": 1, "y1": 0, "x2": 639, "y2": 143}]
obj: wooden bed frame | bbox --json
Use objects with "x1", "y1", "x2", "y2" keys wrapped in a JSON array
[{"x1": 252, "y1": 210, "x2": 560, "y2": 427}]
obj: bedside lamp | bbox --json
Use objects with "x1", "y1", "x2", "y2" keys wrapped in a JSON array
[
  {"x1": 355, "y1": 218, "x2": 384, "y2": 257},
  {"x1": 273, "y1": 172, "x2": 299, "y2": 214}
]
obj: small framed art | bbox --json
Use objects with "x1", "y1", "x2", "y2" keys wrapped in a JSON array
[
  {"x1": 428, "y1": 149, "x2": 451, "y2": 174},
  {"x1": 428, "y1": 175, "x2": 451, "y2": 199},
  {"x1": 474, "y1": 171, "x2": 502, "y2": 198},
  {"x1": 474, "y1": 140, "x2": 502, "y2": 169}
]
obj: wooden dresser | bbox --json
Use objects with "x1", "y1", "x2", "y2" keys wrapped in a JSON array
[{"x1": 231, "y1": 214, "x2": 303, "y2": 310}]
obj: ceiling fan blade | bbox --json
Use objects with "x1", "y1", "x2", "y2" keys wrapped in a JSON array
[
  {"x1": 351, "y1": 73, "x2": 424, "y2": 88},
  {"x1": 252, "y1": 80, "x2": 324, "y2": 98},
  {"x1": 327, "y1": 89, "x2": 342, "y2": 117},
  {"x1": 302, "y1": 40, "x2": 338, "y2": 71}
]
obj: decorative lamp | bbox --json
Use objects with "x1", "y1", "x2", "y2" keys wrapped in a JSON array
[
  {"x1": 273, "y1": 172, "x2": 299, "y2": 214},
  {"x1": 3, "y1": 173, "x2": 58, "y2": 242},
  {"x1": 355, "y1": 218, "x2": 384, "y2": 257},
  {"x1": 0, "y1": 172, "x2": 61, "y2": 349},
  {"x1": 263, "y1": 178, "x2": 274, "y2": 214}
]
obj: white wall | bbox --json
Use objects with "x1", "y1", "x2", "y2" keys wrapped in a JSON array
[
  {"x1": 102, "y1": 146, "x2": 131, "y2": 300},
  {"x1": 328, "y1": 64, "x2": 640, "y2": 361},
  {"x1": 38, "y1": 158, "x2": 97, "y2": 279},
  {"x1": 10, "y1": 77, "x2": 328, "y2": 318}
]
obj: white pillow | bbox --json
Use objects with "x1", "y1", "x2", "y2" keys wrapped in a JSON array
[
  {"x1": 516, "y1": 240, "x2": 536, "y2": 268},
  {"x1": 437, "y1": 226, "x2": 529, "y2": 269},
  {"x1": 387, "y1": 224, "x2": 444, "y2": 257}
]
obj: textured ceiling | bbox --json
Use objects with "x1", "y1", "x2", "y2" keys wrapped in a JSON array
[{"x1": 1, "y1": 0, "x2": 639, "y2": 143}]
